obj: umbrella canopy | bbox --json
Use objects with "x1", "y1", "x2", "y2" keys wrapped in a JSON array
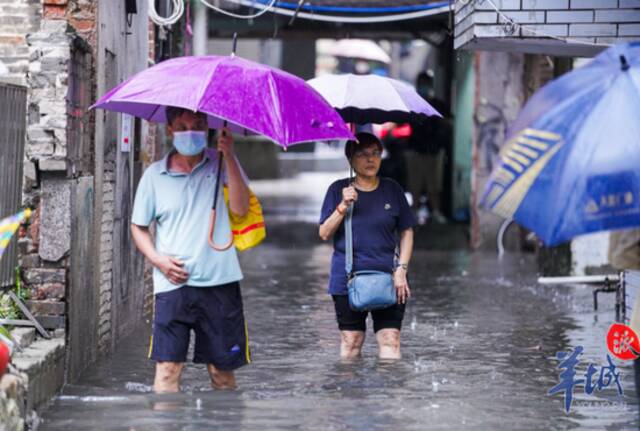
[
  {"x1": 92, "y1": 55, "x2": 354, "y2": 147},
  {"x1": 482, "y1": 42, "x2": 640, "y2": 246},
  {"x1": 307, "y1": 73, "x2": 441, "y2": 124},
  {"x1": 317, "y1": 39, "x2": 391, "y2": 64}
]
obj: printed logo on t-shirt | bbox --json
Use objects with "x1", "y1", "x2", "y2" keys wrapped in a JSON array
[{"x1": 384, "y1": 203, "x2": 391, "y2": 210}]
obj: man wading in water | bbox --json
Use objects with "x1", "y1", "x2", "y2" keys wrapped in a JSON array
[{"x1": 131, "y1": 107, "x2": 251, "y2": 392}]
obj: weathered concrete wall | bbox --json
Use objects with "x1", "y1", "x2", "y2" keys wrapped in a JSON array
[
  {"x1": 471, "y1": 50, "x2": 526, "y2": 250},
  {"x1": 0, "y1": 372, "x2": 25, "y2": 431},
  {"x1": 452, "y1": 51, "x2": 474, "y2": 223},
  {"x1": 1, "y1": 329, "x2": 66, "y2": 429},
  {"x1": 67, "y1": 176, "x2": 96, "y2": 382},
  {"x1": 572, "y1": 232, "x2": 611, "y2": 275},
  {"x1": 95, "y1": 0, "x2": 150, "y2": 352}
]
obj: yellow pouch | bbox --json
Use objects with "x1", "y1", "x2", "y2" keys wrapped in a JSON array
[{"x1": 223, "y1": 186, "x2": 266, "y2": 251}]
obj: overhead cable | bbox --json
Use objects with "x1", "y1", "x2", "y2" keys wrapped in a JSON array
[
  {"x1": 198, "y1": 0, "x2": 278, "y2": 20},
  {"x1": 149, "y1": 0, "x2": 185, "y2": 26},
  {"x1": 220, "y1": 0, "x2": 450, "y2": 23},
  {"x1": 148, "y1": 0, "x2": 450, "y2": 26},
  {"x1": 243, "y1": 0, "x2": 451, "y2": 14}
]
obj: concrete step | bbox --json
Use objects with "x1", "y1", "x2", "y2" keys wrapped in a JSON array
[
  {"x1": 9, "y1": 327, "x2": 36, "y2": 350},
  {"x1": 11, "y1": 337, "x2": 65, "y2": 412}
]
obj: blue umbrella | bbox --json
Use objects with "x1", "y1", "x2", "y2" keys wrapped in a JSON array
[{"x1": 482, "y1": 42, "x2": 640, "y2": 246}]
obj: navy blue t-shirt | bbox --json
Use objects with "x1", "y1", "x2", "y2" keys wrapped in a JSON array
[{"x1": 319, "y1": 177, "x2": 417, "y2": 295}]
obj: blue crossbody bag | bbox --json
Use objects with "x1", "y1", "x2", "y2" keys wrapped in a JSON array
[{"x1": 345, "y1": 204, "x2": 397, "y2": 311}]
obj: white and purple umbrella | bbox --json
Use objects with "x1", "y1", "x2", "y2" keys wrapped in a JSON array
[{"x1": 307, "y1": 73, "x2": 441, "y2": 125}]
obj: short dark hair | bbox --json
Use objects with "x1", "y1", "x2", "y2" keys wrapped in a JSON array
[
  {"x1": 345, "y1": 132, "x2": 383, "y2": 160},
  {"x1": 165, "y1": 106, "x2": 207, "y2": 125}
]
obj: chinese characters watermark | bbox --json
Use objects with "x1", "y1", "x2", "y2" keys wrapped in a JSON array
[{"x1": 548, "y1": 346, "x2": 624, "y2": 413}]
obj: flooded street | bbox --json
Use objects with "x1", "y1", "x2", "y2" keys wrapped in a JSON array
[{"x1": 39, "y1": 174, "x2": 639, "y2": 430}]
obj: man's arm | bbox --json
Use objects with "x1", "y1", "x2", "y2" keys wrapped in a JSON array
[
  {"x1": 130, "y1": 224, "x2": 189, "y2": 285},
  {"x1": 217, "y1": 127, "x2": 249, "y2": 217}
]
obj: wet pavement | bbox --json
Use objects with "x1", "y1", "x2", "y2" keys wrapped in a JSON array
[{"x1": 39, "y1": 173, "x2": 639, "y2": 430}]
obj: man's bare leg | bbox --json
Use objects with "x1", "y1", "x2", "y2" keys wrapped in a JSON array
[
  {"x1": 207, "y1": 364, "x2": 237, "y2": 390},
  {"x1": 376, "y1": 328, "x2": 401, "y2": 359},
  {"x1": 154, "y1": 362, "x2": 184, "y2": 393}
]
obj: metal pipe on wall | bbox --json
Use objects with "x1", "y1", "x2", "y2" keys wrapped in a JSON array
[{"x1": 193, "y1": 0, "x2": 207, "y2": 56}]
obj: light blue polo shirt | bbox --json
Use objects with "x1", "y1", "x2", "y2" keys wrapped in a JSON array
[{"x1": 131, "y1": 148, "x2": 244, "y2": 294}]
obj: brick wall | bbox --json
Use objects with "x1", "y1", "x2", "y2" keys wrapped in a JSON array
[
  {"x1": 18, "y1": 19, "x2": 75, "y2": 329},
  {"x1": 0, "y1": 0, "x2": 40, "y2": 85},
  {"x1": 2, "y1": 0, "x2": 151, "y2": 357},
  {"x1": 142, "y1": 21, "x2": 158, "y2": 319},
  {"x1": 98, "y1": 146, "x2": 115, "y2": 351},
  {"x1": 0, "y1": 0, "x2": 99, "y2": 338},
  {"x1": 455, "y1": 0, "x2": 640, "y2": 56}
]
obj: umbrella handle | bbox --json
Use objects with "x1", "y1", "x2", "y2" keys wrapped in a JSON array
[
  {"x1": 232, "y1": 32, "x2": 238, "y2": 56},
  {"x1": 208, "y1": 208, "x2": 234, "y2": 251},
  {"x1": 208, "y1": 120, "x2": 233, "y2": 251}
]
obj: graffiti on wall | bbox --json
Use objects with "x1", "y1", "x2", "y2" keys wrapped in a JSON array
[{"x1": 475, "y1": 101, "x2": 507, "y2": 176}]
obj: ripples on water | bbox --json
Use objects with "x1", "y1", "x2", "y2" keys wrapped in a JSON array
[{"x1": 39, "y1": 244, "x2": 639, "y2": 430}]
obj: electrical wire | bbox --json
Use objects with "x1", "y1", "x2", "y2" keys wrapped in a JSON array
[
  {"x1": 220, "y1": 0, "x2": 451, "y2": 23},
  {"x1": 479, "y1": 0, "x2": 612, "y2": 48},
  {"x1": 198, "y1": 0, "x2": 278, "y2": 19},
  {"x1": 148, "y1": 0, "x2": 450, "y2": 26},
  {"x1": 245, "y1": 0, "x2": 451, "y2": 14},
  {"x1": 148, "y1": 0, "x2": 184, "y2": 26}
]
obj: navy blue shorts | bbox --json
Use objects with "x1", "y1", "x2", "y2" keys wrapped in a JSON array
[{"x1": 149, "y1": 282, "x2": 251, "y2": 370}]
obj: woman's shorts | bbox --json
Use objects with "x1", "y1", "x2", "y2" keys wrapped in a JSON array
[{"x1": 332, "y1": 294, "x2": 405, "y2": 333}]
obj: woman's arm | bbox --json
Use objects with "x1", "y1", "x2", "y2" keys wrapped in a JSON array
[
  {"x1": 319, "y1": 186, "x2": 358, "y2": 241},
  {"x1": 319, "y1": 202, "x2": 347, "y2": 241},
  {"x1": 394, "y1": 228, "x2": 414, "y2": 304}
]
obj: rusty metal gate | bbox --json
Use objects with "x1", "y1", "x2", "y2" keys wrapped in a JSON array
[{"x1": 0, "y1": 83, "x2": 27, "y2": 289}]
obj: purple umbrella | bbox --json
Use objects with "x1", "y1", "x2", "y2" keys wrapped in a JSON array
[
  {"x1": 92, "y1": 55, "x2": 353, "y2": 147},
  {"x1": 92, "y1": 54, "x2": 354, "y2": 250}
]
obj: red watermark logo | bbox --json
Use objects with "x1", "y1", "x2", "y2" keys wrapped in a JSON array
[{"x1": 606, "y1": 323, "x2": 640, "y2": 361}]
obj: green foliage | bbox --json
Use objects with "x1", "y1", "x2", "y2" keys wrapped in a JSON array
[{"x1": 0, "y1": 266, "x2": 29, "y2": 322}]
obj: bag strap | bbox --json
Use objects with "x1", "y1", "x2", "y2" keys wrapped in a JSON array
[{"x1": 345, "y1": 202, "x2": 354, "y2": 277}]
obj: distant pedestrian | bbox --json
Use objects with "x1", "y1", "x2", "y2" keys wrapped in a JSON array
[
  {"x1": 131, "y1": 107, "x2": 251, "y2": 393},
  {"x1": 406, "y1": 117, "x2": 450, "y2": 224},
  {"x1": 406, "y1": 71, "x2": 452, "y2": 224},
  {"x1": 379, "y1": 123, "x2": 410, "y2": 190},
  {"x1": 319, "y1": 132, "x2": 416, "y2": 360}
]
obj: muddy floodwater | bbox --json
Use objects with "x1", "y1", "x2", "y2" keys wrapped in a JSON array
[{"x1": 39, "y1": 174, "x2": 639, "y2": 430}]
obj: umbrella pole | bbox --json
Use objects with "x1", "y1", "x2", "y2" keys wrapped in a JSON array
[
  {"x1": 349, "y1": 123, "x2": 355, "y2": 185},
  {"x1": 208, "y1": 122, "x2": 234, "y2": 251},
  {"x1": 208, "y1": 31, "x2": 239, "y2": 251}
]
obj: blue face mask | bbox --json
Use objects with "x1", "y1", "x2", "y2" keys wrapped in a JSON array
[{"x1": 173, "y1": 131, "x2": 207, "y2": 156}]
